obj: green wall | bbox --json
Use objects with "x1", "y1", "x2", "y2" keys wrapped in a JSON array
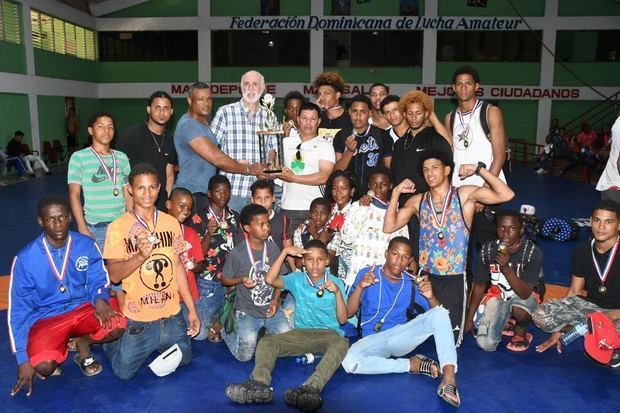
[
  {"x1": 559, "y1": 0, "x2": 620, "y2": 16},
  {"x1": 438, "y1": 0, "x2": 544, "y2": 16},
  {"x1": 104, "y1": 0, "x2": 197, "y2": 17},
  {"x1": 211, "y1": 66, "x2": 309, "y2": 82},
  {"x1": 100, "y1": 98, "x2": 188, "y2": 137},
  {"x1": 0, "y1": 93, "x2": 31, "y2": 149},
  {"x1": 212, "y1": 0, "x2": 309, "y2": 16},
  {"x1": 0, "y1": 41, "x2": 26, "y2": 74},
  {"x1": 98, "y1": 61, "x2": 198, "y2": 83},
  {"x1": 34, "y1": 49, "x2": 98, "y2": 82},
  {"x1": 324, "y1": 67, "x2": 422, "y2": 84},
  {"x1": 554, "y1": 63, "x2": 620, "y2": 87},
  {"x1": 551, "y1": 100, "x2": 616, "y2": 132},
  {"x1": 74, "y1": 98, "x2": 103, "y2": 147},
  {"x1": 37, "y1": 96, "x2": 68, "y2": 147},
  {"x1": 436, "y1": 62, "x2": 540, "y2": 85},
  {"x1": 323, "y1": 0, "x2": 423, "y2": 15}
]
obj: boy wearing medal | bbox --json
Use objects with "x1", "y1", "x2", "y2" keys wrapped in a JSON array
[
  {"x1": 68, "y1": 112, "x2": 132, "y2": 249},
  {"x1": 535, "y1": 200, "x2": 620, "y2": 366},
  {"x1": 384, "y1": 150, "x2": 514, "y2": 346},
  {"x1": 220, "y1": 204, "x2": 291, "y2": 362},
  {"x1": 188, "y1": 175, "x2": 242, "y2": 342},
  {"x1": 225, "y1": 240, "x2": 348, "y2": 412},
  {"x1": 102, "y1": 163, "x2": 200, "y2": 379},
  {"x1": 9, "y1": 195, "x2": 125, "y2": 396}
]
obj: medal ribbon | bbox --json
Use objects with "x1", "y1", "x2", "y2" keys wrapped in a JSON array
[
  {"x1": 88, "y1": 147, "x2": 117, "y2": 188},
  {"x1": 590, "y1": 237, "x2": 619, "y2": 285},
  {"x1": 305, "y1": 271, "x2": 329, "y2": 290},
  {"x1": 132, "y1": 209, "x2": 158, "y2": 233},
  {"x1": 208, "y1": 206, "x2": 227, "y2": 227},
  {"x1": 456, "y1": 99, "x2": 483, "y2": 143},
  {"x1": 427, "y1": 187, "x2": 453, "y2": 233},
  {"x1": 245, "y1": 237, "x2": 267, "y2": 273},
  {"x1": 371, "y1": 196, "x2": 389, "y2": 209},
  {"x1": 42, "y1": 235, "x2": 72, "y2": 284}
]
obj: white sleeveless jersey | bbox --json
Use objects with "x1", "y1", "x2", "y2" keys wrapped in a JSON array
[{"x1": 451, "y1": 101, "x2": 506, "y2": 187}]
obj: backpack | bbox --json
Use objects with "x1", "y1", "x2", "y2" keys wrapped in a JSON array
[
  {"x1": 449, "y1": 100, "x2": 492, "y2": 140},
  {"x1": 541, "y1": 218, "x2": 580, "y2": 242}
]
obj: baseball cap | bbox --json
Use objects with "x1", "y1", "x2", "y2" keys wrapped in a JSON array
[
  {"x1": 584, "y1": 312, "x2": 620, "y2": 365},
  {"x1": 149, "y1": 343, "x2": 183, "y2": 377}
]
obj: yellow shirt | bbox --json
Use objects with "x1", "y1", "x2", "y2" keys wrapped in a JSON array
[{"x1": 104, "y1": 211, "x2": 184, "y2": 322}]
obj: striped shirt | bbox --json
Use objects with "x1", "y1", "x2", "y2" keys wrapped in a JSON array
[
  {"x1": 211, "y1": 99, "x2": 270, "y2": 198},
  {"x1": 68, "y1": 148, "x2": 130, "y2": 224}
]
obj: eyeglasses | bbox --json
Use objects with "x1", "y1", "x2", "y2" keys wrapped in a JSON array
[{"x1": 295, "y1": 143, "x2": 302, "y2": 161}]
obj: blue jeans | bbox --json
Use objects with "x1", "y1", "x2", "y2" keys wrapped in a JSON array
[
  {"x1": 103, "y1": 311, "x2": 192, "y2": 380},
  {"x1": 222, "y1": 308, "x2": 291, "y2": 362},
  {"x1": 192, "y1": 278, "x2": 225, "y2": 340},
  {"x1": 342, "y1": 306, "x2": 458, "y2": 374},
  {"x1": 476, "y1": 294, "x2": 538, "y2": 352},
  {"x1": 87, "y1": 222, "x2": 110, "y2": 251},
  {"x1": 228, "y1": 195, "x2": 250, "y2": 215}
]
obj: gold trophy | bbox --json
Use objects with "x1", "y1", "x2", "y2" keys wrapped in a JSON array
[{"x1": 257, "y1": 93, "x2": 285, "y2": 173}]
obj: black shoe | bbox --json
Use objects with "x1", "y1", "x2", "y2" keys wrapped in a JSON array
[
  {"x1": 610, "y1": 350, "x2": 620, "y2": 368},
  {"x1": 284, "y1": 385, "x2": 323, "y2": 412},
  {"x1": 225, "y1": 380, "x2": 273, "y2": 404},
  {"x1": 45, "y1": 171, "x2": 53, "y2": 175},
  {"x1": 28, "y1": 173, "x2": 35, "y2": 178}
]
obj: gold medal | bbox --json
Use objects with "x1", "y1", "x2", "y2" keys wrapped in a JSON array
[
  {"x1": 220, "y1": 222, "x2": 228, "y2": 231},
  {"x1": 414, "y1": 275, "x2": 424, "y2": 285},
  {"x1": 59, "y1": 284, "x2": 67, "y2": 293},
  {"x1": 367, "y1": 190, "x2": 375, "y2": 198},
  {"x1": 113, "y1": 188, "x2": 119, "y2": 197},
  {"x1": 498, "y1": 242, "x2": 507, "y2": 253},
  {"x1": 438, "y1": 231, "x2": 445, "y2": 240},
  {"x1": 147, "y1": 233, "x2": 159, "y2": 245},
  {"x1": 599, "y1": 285, "x2": 607, "y2": 294},
  {"x1": 316, "y1": 288, "x2": 325, "y2": 298},
  {"x1": 145, "y1": 261, "x2": 153, "y2": 271}
]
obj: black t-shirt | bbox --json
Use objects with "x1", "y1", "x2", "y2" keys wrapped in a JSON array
[
  {"x1": 269, "y1": 210, "x2": 292, "y2": 251},
  {"x1": 6, "y1": 139, "x2": 22, "y2": 157},
  {"x1": 115, "y1": 123, "x2": 177, "y2": 208},
  {"x1": 333, "y1": 125, "x2": 393, "y2": 195},
  {"x1": 474, "y1": 239, "x2": 543, "y2": 300},
  {"x1": 318, "y1": 110, "x2": 353, "y2": 142},
  {"x1": 573, "y1": 240, "x2": 620, "y2": 309},
  {"x1": 391, "y1": 127, "x2": 452, "y2": 201}
]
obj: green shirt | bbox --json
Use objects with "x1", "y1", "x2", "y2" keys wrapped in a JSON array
[{"x1": 68, "y1": 148, "x2": 130, "y2": 224}]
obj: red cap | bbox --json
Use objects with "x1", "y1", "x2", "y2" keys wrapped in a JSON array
[{"x1": 584, "y1": 312, "x2": 620, "y2": 365}]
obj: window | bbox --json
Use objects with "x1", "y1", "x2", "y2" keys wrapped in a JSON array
[
  {"x1": 98, "y1": 31, "x2": 197, "y2": 61},
  {"x1": 556, "y1": 30, "x2": 620, "y2": 62},
  {"x1": 261, "y1": 0, "x2": 279, "y2": 16},
  {"x1": 212, "y1": 31, "x2": 309, "y2": 66},
  {"x1": 31, "y1": 10, "x2": 96, "y2": 61},
  {"x1": 399, "y1": 0, "x2": 419, "y2": 16},
  {"x1": 0, "y1": 0, "x2": 21, "y2": 44},
  {"x1": 436, "y1": 31, "x2": 541, "y2": 62},
  {"x1": 324, "y1": 31, "x2": 423, "y2": 67},
  {"x1": 331, "y1": 0, "x2": 350, "y2": 16}
]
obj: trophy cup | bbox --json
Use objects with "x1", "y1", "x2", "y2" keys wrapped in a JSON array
[{"x1": 257, "y1": 93, "x2": 285, "y2": 173}]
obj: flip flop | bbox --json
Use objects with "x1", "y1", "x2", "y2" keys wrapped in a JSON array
[
  {"x1": 73, "y1": 354, "x2": 103, "y2": 377},
  {"x1": 502, "y1": 318, "x2": 516, "y2": 337},
  {"x1": 412, "y1": 354, "x2": 441, "y2": 378},
  {"x1": 506, "y1": 332, "x2": 533, "y2": 352},
  {"x1": 437, "y1": 383, "x2": 461, "y2": 407},
  {"x1": 207, "y1": 323, "x2": 222, "y2": 343}
]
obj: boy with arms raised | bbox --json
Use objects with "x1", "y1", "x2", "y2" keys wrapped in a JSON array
[{"x1": 225, "y1": 240, "x2": 348, "y2": 412}]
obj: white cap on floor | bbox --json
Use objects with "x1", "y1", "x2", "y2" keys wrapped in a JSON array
[{"x1": 148, "y1": 343, "x2": 183, "y2": 377}]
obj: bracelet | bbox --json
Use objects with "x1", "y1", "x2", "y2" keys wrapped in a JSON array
[{"x1": 475, "y1": 161, "x2": 487, "y2": 176}]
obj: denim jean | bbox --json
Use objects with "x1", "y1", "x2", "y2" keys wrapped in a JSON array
[
  {"x1": 103, "y1": 311, "x2": 192, "y2": 380},
  {"x1": 87, "y1": 222, "x2": 110, "y2": 251},
  {"x1": 227, "y1": 195, "x2": 250, "y2": 215},
  {"x1": 222, "y1": 307, "x2": 291, "y2": 362},
  {"x1": 192, "y1": 278, "x2": 225, "y2": 340},
  {"x1": 476, "y1": 294, "x2": 537, "y2": 352},
  {"x1": 342, "y1": 306, "x2": 458, "y2": 374},
  {"x1": 281, "y1": 293, "x2": 296, "y2": 328}
]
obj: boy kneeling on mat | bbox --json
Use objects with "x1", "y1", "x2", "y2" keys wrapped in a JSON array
[
  {"x1": 225, "y1": 240, "x2": 349, "y2": 412},
  {"x1": 341, "y1": 237, "x2": 461, "y2": 407}
]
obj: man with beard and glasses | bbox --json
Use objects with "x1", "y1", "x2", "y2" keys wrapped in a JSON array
[{"x1": 212, "y1": 70, "x2": 272, "y2": 212}]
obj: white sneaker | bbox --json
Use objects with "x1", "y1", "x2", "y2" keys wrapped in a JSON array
[{"x1": 535, "y1": 168, "x2": 543, "y2": 174}]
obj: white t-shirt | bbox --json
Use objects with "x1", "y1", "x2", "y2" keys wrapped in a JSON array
[
  {"x1": 451, "y1": 101, "x2": 506, "y2": 187},
  {"x1": 280, "y1": 135, "x2": 335, "y2": 210},
  {"x1": 596, "y1": 117, "x2": 620, "y2": 191}
]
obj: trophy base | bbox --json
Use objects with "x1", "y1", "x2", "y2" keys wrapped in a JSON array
[{"x1": 264, "y1": 168, "x2": 283, "y2": 173}]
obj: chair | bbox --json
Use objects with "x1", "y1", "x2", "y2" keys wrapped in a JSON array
[
  {"x1": 21, "y1": 143, "x2": 39, "y2": 156},
  {"x1": 52, "y1": 139, "x2": 66, "y2": 161},
  {"x1": 42, "y1": 141, "x2": 55, "y2": 163}
]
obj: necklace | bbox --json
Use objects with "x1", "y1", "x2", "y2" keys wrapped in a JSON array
[
  {"x1": 147, "y1": 124, "x2": 165, "y2": 153},
  {"x1": 455, "y1": 99, "x2": 483, "y2": 150},
  {"x1": 402, "y1": 130, "x2": 414, "y2": 151}
]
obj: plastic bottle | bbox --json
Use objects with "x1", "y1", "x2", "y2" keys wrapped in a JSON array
[
  {"x1": 560, "y1": 321, "x2": 588, "y2": 347},
  {"x1": 295, "y1": 353, "x2": 323, "y2": 365}
]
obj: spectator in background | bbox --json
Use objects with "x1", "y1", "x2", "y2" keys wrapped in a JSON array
[
  {"x1": 6, "y1": 131, "x2": 52, "y2": 177},
  {"x1": 65, "y1": 107, "x2": 80, "y2": 149},
  {"x1": 596, "y1": 117, "x2": 620, "y2": 203}
]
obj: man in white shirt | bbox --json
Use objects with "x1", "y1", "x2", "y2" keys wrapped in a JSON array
[
  {"x1": 596, "y1": 117, "x2": 620, "y2": 203},
  {"x1": 270, "y1": 102, "x2": 336, "y2": 229}
]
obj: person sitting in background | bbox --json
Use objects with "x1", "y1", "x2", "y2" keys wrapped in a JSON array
[{"x1": 6, "y1": 130, "x2": 52, "y2": 177}]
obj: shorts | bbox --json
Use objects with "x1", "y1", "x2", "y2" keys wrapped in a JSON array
[{"x1": 27, "y1": 302, "x2": 126, "y2": 367}]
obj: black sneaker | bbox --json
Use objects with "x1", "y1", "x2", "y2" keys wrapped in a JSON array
[
  {"x1": 284, "y1": 385, "x2": 323, "y2": 412},
  {"x1": 225, "y1": 380, "x2": 273, "y2": 404},
  {"x1": 609, "y1": 350, "x2": 620, "y2": 368}
]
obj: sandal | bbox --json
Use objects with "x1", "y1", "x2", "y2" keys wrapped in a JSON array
[
  {"x1": 411, "y1": 354, "x2": 441, "y2": 378},
  {"x1": 437, "y1": 383, "x2": 461, "y2": 407},
  {"x1": 73, "y1": 354, "x2": 103, "y2": 377},
  {"x1": 502, "y1": 318, "x2": 516, "y2": 337},
  {"x1": 207, "y1": 322, "x2": 222, "y2": 343},
  {"x1": 506, "y1": 332, "x2": 533, "y2": 352}
]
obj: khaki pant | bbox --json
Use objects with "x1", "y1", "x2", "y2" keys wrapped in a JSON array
[{"x1": 251, "y1": 329, "x2": 349, "y2": 391}]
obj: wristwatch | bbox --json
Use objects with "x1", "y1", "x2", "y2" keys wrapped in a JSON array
[{"x1": 474, "y1": 161, "x2": 487, "y2": 176}]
